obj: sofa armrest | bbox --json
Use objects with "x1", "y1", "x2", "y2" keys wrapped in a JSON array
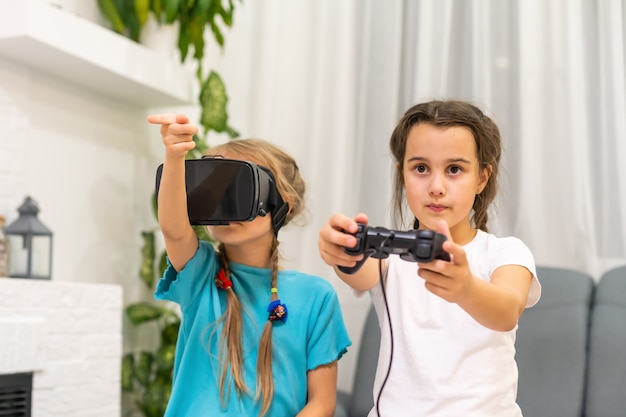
[{"x1": 333, "y1": 390, "x2": 351, "y2": 417}]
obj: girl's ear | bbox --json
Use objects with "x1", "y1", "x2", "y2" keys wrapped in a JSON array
[{"x1": 477, "y1": 164, "x2": 492, "y2": 194}]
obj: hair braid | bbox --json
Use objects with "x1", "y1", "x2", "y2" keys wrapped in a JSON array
[
  {"x1": 216, "y1": 245, "x2": 247, "y2": 406},
  {"x1": 256, "y1": 236, "x2": 280, "y2": 416}
]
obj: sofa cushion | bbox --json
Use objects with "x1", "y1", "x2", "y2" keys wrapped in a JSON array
[
  {"x1": 515, "y1": 266, "x2": 594, "y2": 417},
  {"x1": 348, "y1": 305, "x2": 380, "y2": 417},
  {"x1": 585, "y1": 265, "x2": 626, "y2": 417}
]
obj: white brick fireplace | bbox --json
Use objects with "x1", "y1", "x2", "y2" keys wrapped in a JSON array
[{"x1": 0, "y1": 278, "x2": 122, "y2": 417}]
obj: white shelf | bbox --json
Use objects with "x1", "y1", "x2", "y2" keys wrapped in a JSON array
[{"x1": 0, "y1": 0, "x2": 196, "y2": 107}]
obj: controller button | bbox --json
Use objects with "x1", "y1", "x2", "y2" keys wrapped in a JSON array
[
  {"x1": 416, "y1": 243, "x2": 432, "y2": 259},
  {"x1": 419, "y1": 230, "x2": 434, "y2": 238},
  {"x1": 400, "y1": 253, "x2": 417, "y2": 262}
]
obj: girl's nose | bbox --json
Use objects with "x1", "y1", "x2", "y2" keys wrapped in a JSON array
[{"x1": 428, "y1": 174, "x2": 445, "y2": 196}]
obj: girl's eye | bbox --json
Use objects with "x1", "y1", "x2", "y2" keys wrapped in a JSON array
[
  {"x1": 415, "y1": 165, "x2": 427, "y2": 173},
  {"x1": 449, "y1": 165, "x2": 462, "y2": 174}
]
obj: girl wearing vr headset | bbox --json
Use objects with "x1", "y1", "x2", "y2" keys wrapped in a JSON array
[
  {"x1": 318, "y1": 100, "x2": 541, "y2": 416},
  {"x1": 148, "y1": 113, "x2": 351, "y2": 417}
]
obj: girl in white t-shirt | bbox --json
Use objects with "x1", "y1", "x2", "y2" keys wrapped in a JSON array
[{"x1": 318, "y1": 100, "x2": 541, "y2": 417}]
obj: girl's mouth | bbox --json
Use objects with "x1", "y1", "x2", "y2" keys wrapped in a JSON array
[{"x1": 427, "y1": 204, "x2": 447, "y2": 213}]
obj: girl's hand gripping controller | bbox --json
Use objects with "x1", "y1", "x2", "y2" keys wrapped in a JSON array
[{"x1": 337, "y1": 223, "x2": 451, "y2": 274}]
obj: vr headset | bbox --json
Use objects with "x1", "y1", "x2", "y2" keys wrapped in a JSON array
[{"x1": 155, "y1": 157, "x2": 290, "y2": 234}]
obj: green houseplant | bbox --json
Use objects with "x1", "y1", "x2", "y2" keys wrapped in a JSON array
[
  {"x1": 97, "y1": 0, "x2": 239, "y2": 139},
  {"x1": 96, "y1": 1, "x2": 241, "y2": 415}
]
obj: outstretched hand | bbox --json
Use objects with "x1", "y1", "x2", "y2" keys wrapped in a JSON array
[
  {"x1": 416, "y1": 219, "x2": 475, "y2": 304},
  {"x1": 147, "y1": 113, "x2": 198, "y2": 159},
  {"x1": 318, "y1": 213, "x2": 368, "y2": 270}
]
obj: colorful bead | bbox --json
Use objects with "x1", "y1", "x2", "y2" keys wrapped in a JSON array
[{"x1": 214, "y1": 268, "x2": 233, "y2": 290}]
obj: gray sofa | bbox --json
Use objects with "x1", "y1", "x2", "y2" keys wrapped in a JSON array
[{"x1": 334, "y1": 265, "x2": 626, "y2": 417}]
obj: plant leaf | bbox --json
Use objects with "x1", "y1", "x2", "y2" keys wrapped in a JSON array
[
  {"x1": 97, "y1": 0, "x2": 126, "y2": 34},
  {"x1": 199, "y1": 71, "x2": 229, "y2": 134},
  {"x1": 189, "y1": 15, "x2": 206, "y2": 61},
  {"x1": 137, "y1": 380, "x2": 170, "y2": 417},
  {"x1": 219, "y1": 3, "x2": 234, "y2": 27},
  {"x1": 224, "y1": 124, "x2": 240, "y2": 138},
  {"x1": 134, "y1": 0, "x2": 150, "y2": 26},
  {"x1": 192, "y1": 225, "x2": 214, "y2": 243},
  {"x1": 197, "y1": 0, "x2": 212, "y2": 15},
  {"x1": 209, "y1": 20, "x2": 225, "y2": 48},
  {"x1": 164, "y1": 0, "x2": 181, "y2": 23},
  {"x1": 192, "y1": 134, "x2": 210, "y2": 154},
  {"x1": 151, "y1": 0, "x2": 164, "y2": 22},
  {"x1": 151, "y1": 191, "x2": 158, "y2": 221},
  {"x1": 113, "y1": 0, "x2": 141, "y2": 41},
  {"x1": 158, "y1": 250, "x2": 168, "y2": 277},
  {"x1": 126, "y1": 302, "x2": 164, "y2": 325},
  {"x1": 155, "y1": 344, "x2": 177, "y2": 374},
  {"x1": 139, "y1": 231, "x2": 156, "y2": 289},
  {"x1": 135, "y1": 351, "x2": 155, "y2": 387},
  {"x1": 126, "y1": 12, "x2": 142, "y2": 42},
  {"x1": 177, "y1": 17, "x2": 191, "y2": 63},
  {"x1": 121, "y1": 353, "x2": 135, "y2": 392},
  {"x1": 161, "y1": 321, "x2": 181, "y2": 345}
]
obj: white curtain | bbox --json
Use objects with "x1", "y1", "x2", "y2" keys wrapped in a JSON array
[
  {"x1": 206, "y1": 0, "x2": 626, "y2": 391},
  {"x1": 394, "y1": 0, "x2": 626, "y2": 279}
]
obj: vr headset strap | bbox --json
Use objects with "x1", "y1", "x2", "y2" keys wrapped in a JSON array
[{"x1": 259, "y1": 166, "x2": 290, "y2": 235}]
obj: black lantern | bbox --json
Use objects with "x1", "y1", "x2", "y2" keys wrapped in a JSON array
[{"x1": 5, "y1": 196, "x2": 53, "y2": 280}]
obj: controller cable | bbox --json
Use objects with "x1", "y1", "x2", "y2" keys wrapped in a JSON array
[{"x1": 374, "y1": 237, "x2": 393, "y2": 417}]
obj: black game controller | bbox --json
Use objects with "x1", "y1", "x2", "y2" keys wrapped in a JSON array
[{"x1": 338, "y1": 223, "x2": 451, "y2": 274}]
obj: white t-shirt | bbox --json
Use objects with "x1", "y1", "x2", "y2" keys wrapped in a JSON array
[{"x1": 368, "y1": 230, "x2": 541, "y2": 417}]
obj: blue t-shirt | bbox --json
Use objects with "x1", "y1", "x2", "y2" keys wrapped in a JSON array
[{"x1": 155, "y1": 240, "x2": 351, "y2": 417}]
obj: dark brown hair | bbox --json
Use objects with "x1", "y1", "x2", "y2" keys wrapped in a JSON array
[{"x1": 389, "y1": 100, "x2": 501, "y2": 231}]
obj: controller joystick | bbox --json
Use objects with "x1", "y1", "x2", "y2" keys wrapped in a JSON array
[{"x1": 338, "y1": 223, "x2": 450, "y2": 274}]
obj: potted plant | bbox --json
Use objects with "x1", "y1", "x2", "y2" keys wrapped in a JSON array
[{"x1": 96, "y1": 1, "x2": 241, "y2": 415}]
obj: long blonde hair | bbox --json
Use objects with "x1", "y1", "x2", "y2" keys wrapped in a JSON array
[{"x1": 205, "y1": 138, "x2": 306, "y2": 415}]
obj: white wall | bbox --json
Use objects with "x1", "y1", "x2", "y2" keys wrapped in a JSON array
[
  {"x1": 0, "y1": 0, "x2": 179, "y2": 353},
  {"x1": 0, "y1": 0, "x2": 364, "y2": 395}
]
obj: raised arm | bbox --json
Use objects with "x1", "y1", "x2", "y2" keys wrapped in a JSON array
[{"x1": 147, "y1": 113, "x2": 199, "y2": 271}]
